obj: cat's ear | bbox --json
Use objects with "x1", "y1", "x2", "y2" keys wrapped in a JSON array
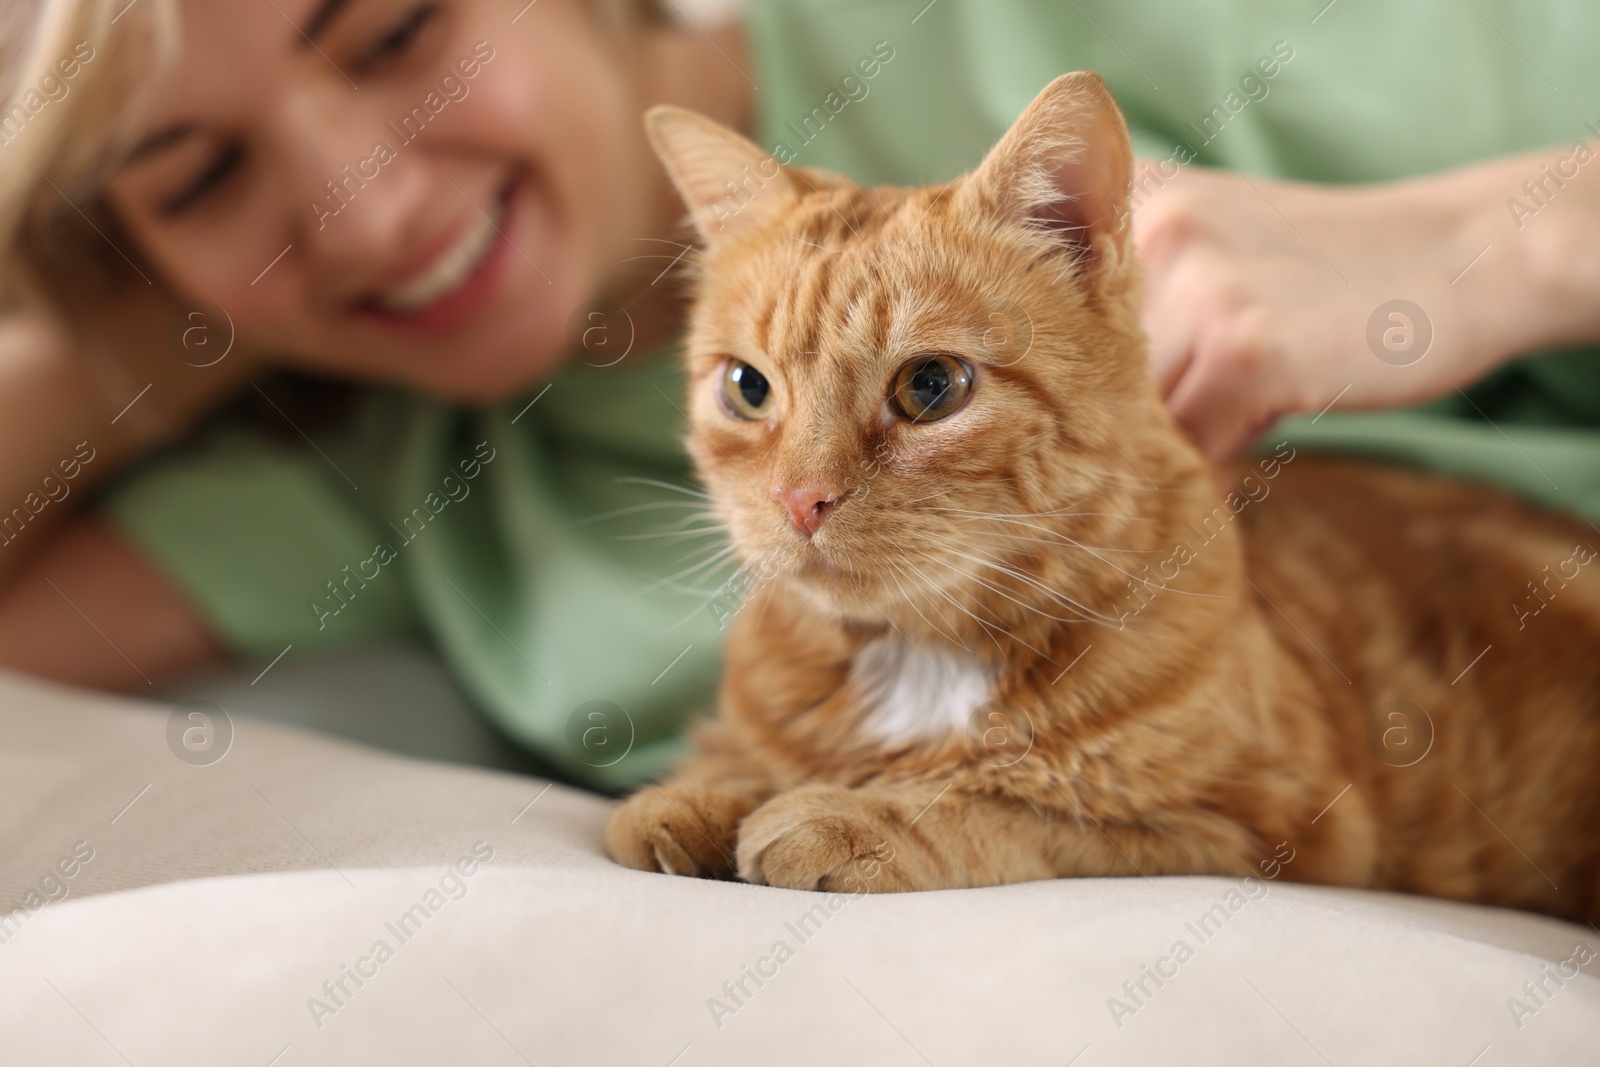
[
  {"x1": 961, "y1": 72, "x2": 1134, "y2": 267},
  {"x1": 644, "y1": 105, "x2": 798, "y2": 243}
]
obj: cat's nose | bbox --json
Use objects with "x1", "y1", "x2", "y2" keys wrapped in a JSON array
[{"x1": 772, "y1": 486, "x2": 839, "y2": 538}]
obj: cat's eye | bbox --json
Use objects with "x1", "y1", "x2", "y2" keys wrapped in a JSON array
[
  {"x1": 720, "y1": 359, "x2": 774, "y2": 420},
  {"x1": 891, "y1": 354, "x2": 972, "y2": 422}
]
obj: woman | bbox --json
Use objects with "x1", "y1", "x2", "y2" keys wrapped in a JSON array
[{"x1": 2, "y1": 0, "x2": 1597, "y2": 787}]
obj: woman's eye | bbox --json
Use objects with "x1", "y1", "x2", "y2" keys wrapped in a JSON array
[
  {"x1": 720, "y1": 359, "x2": 774, "y2": 420},
  {"x1": 362, "y1": 2, "x2": 439, "y2": 69},
  {"x1": 159, "y1": 143, "x2": 244, "y2": 217},
  {"x1": 891, "y1": 353, "x2": 972, "y2": 422}
]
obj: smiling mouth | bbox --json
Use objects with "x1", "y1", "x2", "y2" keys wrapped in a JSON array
[
  {"x1": 376, "y1": 203, "x2": 501, "y2": 313},
  {"x1": 360, "y1": 177, "x2": 515, "y2": 324}
]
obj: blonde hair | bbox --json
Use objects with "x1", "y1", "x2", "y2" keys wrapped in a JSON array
[{"x1": 0, "y1": 0, "x2": 181, "y2": 326}]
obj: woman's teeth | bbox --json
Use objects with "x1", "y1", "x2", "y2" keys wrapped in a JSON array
[{"x1": 375, "y1": 200, "x2": 501, "y2": 314}]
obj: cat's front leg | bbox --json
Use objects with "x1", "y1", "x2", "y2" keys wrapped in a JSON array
[
  {"x1": 606, "y1": 722, "x2": 775, "y2": 880},
  {"x1": 606, "y1": 777, "x2": 761, "y2": 880},
  {"x1": 736, "y1": 782, "x2": 1059, "y2": 892},
  {"x1": 737, "y1": 781, "x2": 1266, "y2": 892}
]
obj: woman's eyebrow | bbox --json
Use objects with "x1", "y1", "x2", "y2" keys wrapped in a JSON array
[
  {"x1": 120, "y1": 0, "x2": 358, "y2": 164},
  {"x1": 297, "y1": 0, "x2": 357, "y2": 47}
]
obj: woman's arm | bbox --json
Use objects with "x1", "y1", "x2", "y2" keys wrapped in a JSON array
[
  {"x1": 0, "y1": 297, "x2": 260, "y2": 585},
  {"x1": 0, "y1": 516, "x2": 225, "y2": 691},
  {"x1": 0, "y1": 297, "x2": 258, "y2": 687},
  {"x1": 1132, "y1": 145, "x2": 1600, "y2": 459}
]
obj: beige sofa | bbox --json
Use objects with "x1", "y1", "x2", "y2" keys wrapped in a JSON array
[{"x1": 2, "y1": 667, "x2": 1597, "y2": 1065}]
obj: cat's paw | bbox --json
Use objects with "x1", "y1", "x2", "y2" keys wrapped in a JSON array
[
  {"x1": 606, "y1": 782, "x2": 746, "y2": 879},
  {"x1": 736, "y1": 784, "x2": 933, "y2": 893}
]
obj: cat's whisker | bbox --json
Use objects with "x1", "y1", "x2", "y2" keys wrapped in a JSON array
[
  {"x1": 620, "y1": 505, "x2": 729, "y2": 534},
  {"x1": 571, "y1": 500, "x2": 717, "y2": 526},
  {"x1": 938, "y1": 556, "x2": 1104, "y2": 628},
  {"x1": 637, "y1": 543, "x2": 740, "y2": 596},
  {"x1": 652, "y1": 573, "x2": 743, "y2": 601},
  {"x1": 915, "y1": 582, "x2": 1013, "y2": 659},
  {"x1": 934, "y1": 547, "x2": 1107, "y2": 620},
  {"x1": 659, "y1": 510, "x2": 727, "y2": 530},
  {"x1": 789, "y1": 235, "x2": 839, "y2": 253},
  {"x1": 666, "y1": 535, "x2": 741, "y2": 567},
  {"x1": 623, "y1": 237, "x2": 699, "y2": 248},
  {"x1": 656, "y1": 558, "x2": 736, "y2": 591},
  {"x1": 615, "y1": 527, "x2": 729, "y2": 542},
  {"x1": 893, "y1": 564, "x2": 999, "y2": 653},
  {"x1": 613, "y1": 253, "x2": 704, "y2": 268},
  {"x1": 922, "y1": 501, "x2": 1153, "y2": 522},
  {"x1": 659, "y1": 558, "x2": 756, "y2": 633},
  {"x1": 883, "y1": 562, "x2": 969, "y2": 650},
  {"x1": 635, "y1": 512, "x2": 723, "y2": 533},
  {"x1": 614, "y1": 477, "x2": 714, "y2": 499},
  {"x1": 1084, "y1": 468, "x2": 1185, "y2": 493},
  {"x1": 944, "y1": 547, "x2": 1127, "y2": 628},
  {"x1": 617, "y1": 238, "x2": 708, "y2": 269},
  {"x1": 953, "y1": 517, "x2": 1161, "y2": 555},
  {"x1": 904, "y1": 561, "x2": 1047, "y2": 657},
  {"x1": 1048, "y1": 532, "x2": 1231, "y2": 600},
  {"x1": 654, "y1": 557, "x2": 752, "y2": 603},
  {"x1": 993, "y1": 532, "x2": 1157, "y2": 555},
  {"x1": 654, "y1": 577, "x2": 741, "y2": 599},
  {"x1": 936, "y1": 511, "x2": 1223, "y2": 599},
  {"x1": 956, "y1": 554, "x2": 1107, "y2": 624},
  {"x1": 952, "y1": 513, "x2": 1162, "y2": 555},
  {"x1": 889, "y1": 559, "x2": 985, "y2": 652},
  {"x1": 903, "y1": 487, "x2": 958, "y2": 505}
]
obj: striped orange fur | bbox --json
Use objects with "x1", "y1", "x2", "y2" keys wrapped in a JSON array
[{"x1": 606, "y1": 73, "x2": 1600, "y2": 918}]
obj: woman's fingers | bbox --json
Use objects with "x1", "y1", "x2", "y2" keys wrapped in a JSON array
[
  {"x1": 1132, "y1": 167, "x2": 1386, "y2": 458},
  {"x1": 1140, "y1": 290, "x2": 1196, "y2": 400},
  {"x1": 1163, "y1": 336, "x2": 1285, "y2": 462}
]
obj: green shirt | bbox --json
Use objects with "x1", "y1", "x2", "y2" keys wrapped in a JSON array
[
  {"x1": 108, "y1": 352, "x2": 726, "y2": 789},
  {"x1": 104, "y1": 0, "x2": 1600, "y2": 788}
]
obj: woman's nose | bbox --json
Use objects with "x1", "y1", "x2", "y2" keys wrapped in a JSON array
[{"x1": 272, "y1": 92, "x2": 439, "y2": 284}]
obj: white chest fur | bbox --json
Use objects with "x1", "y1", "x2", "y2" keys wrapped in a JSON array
[{"x1": 849, "y1": 635, "x2": 995, "y2": 745}]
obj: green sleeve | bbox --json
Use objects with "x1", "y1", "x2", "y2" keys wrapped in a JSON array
[{"x1": 100, "y1": 429, "x2": 423, "y2": 658}]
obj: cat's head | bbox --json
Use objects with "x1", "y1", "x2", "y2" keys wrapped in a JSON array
[{"x1": 648, "y1": 74, "x2": 1202, "y2": 635}]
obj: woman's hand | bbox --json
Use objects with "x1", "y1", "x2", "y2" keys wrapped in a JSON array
[{"x1": 1130, "y1": 153, "x2": 1600, "y2": 461}]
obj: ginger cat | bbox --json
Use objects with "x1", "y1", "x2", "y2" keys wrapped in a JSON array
[{"x1": 606, "y1": 73, "x2": 1600, "y2": 920}]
